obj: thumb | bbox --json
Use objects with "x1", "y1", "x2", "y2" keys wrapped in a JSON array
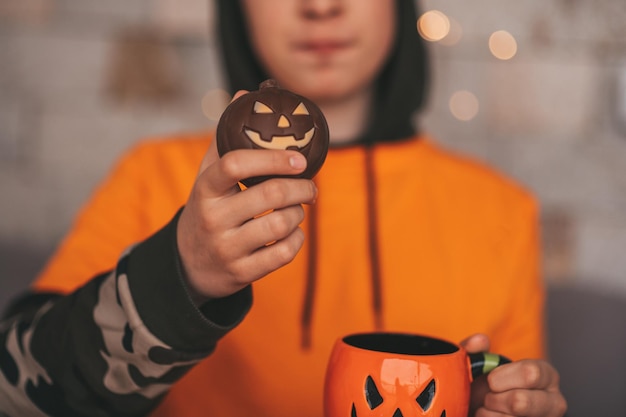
[
  {"x1": 199, "y1": 89, "x2": 249, "y2": 174},
  {"x1": 459, "y1": 333, "x2": 490, "y2": 353}
]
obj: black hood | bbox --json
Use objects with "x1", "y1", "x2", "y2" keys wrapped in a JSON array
[{"x1": 215, "y1": 0, "x2": 430, "y2": 145}]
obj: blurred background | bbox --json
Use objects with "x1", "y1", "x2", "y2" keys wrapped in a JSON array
[{"x1": 0, "y1": 0, "x2": 625, "y2": 415}]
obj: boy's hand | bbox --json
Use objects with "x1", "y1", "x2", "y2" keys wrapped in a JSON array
[
  {"x1": 176, "y1": 92, "x2": 318, "y2": 301},
  {"x1": 462, "y1": 334, "x2": 567, "y2": 417}
]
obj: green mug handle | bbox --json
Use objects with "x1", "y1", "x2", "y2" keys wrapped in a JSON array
[{"x1": 468, "y1": 352, "x2": 512, "y2": 379}]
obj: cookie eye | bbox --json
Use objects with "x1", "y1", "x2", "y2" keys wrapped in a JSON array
[
  {"x1": 253, "y1": 101, "x2": 274, "y2": 114},
  {"x1": 292, "y1": 102, "x2": 309, "y2": 115},
  {"x1": 416, "y1": 379, "x2": 436, "y2": 411}
]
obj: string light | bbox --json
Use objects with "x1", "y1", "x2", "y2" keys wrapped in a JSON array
[
  {"x1": 449, "y1": 90, "x2": 479, "y2": 121},
  {"x1": 417, "y1": 10, "x2": 450, "y2": 42},
  {"x1": 489, "y1": 30, "x2": 518, "y2": 60}
]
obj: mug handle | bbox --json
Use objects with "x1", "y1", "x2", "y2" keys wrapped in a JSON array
[{"x1": 468, "y1": 352, "x2": 512, "y2": 379}]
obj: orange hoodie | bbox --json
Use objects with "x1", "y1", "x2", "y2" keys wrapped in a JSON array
[{"x1": 33, "y1": 133, "x2": 544, "y2": 417}]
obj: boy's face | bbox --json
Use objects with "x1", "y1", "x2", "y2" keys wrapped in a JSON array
[{"x1": 241, "y1": 0, "x2": 396, "y2": 105}]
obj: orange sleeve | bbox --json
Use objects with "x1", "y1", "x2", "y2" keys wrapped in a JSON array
[{"x1": 491, "y1": 194, "x2": 546, "y2": 361}]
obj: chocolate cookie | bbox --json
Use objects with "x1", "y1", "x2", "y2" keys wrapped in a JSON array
[{"x1": 216, "y1": 79, "x2": 329, "y2": 187}]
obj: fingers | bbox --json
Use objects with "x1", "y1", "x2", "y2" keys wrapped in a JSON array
[
  {"x1": 488, "y1": 360, "x2": 560, "y2": 392},
  {"x1": 233, "y1": 177, "x2": 316, "y2": 221},
  {"x1": 477, "y1": 360, "x2": 567, "y2": 417},
  {"x1": 481, "y1": 388, "x2": 567, "y2": 417},
  {"x1": 185, "y1": 225, "x2": 307, "y2": 299},
  {"x1": 460, "y1": 333, "x2": 490, "y2": 353},
  {"x1": 210, "y1": 204, "x2": 306, "y2": 264},
  {"x1": 234, "y1": 227, "x2": 306, "y2": 283},
  {"x1": 231, "y1": 89, "x2": 248, "y2": 101},
  {"x1": 238, "y1": 204, "x2": 306, "y2": 248},
  {"x1": 469, "y1": 374, "x2": 491, "y2": 415},
  {"x1": 200, "y1": 177, "x2": 316, "y2": 232},
  {"x1": 199, "y1": 149, "x2": 308, "y2": 198}
]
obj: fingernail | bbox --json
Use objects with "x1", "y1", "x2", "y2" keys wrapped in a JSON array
[{"x1": 289, "y1": 154, "x2": 306, "y2": 170}]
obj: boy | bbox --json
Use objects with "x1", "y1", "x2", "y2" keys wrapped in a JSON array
[{"x1": 0, "y1": 1, "x2": 566, "y2": 416}]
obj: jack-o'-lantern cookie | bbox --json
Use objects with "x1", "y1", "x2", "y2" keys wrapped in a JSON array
[{"x1": 216, "y1": 79, "x2": 329, "y2": 187}]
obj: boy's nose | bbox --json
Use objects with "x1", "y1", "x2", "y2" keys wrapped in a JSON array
[{"x1": 300, "y1": 0, "x2": 342, "y2": 19}]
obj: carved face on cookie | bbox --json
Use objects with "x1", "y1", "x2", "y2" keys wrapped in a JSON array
[{"x1": 216, "y1": 79, "x2": 329, "y2": 187}]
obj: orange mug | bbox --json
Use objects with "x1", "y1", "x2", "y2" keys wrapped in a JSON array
[{"x1": 324, "y1": 332, "x2": 511, "y2": 417}]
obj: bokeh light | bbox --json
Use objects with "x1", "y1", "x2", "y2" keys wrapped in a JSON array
[
  {"x1": 449, "y1": 90, "x2": 479, "y2": 121},
  {"x1": 417, "y1": 10, "x2": 450, "y2": 42},
  {"x1": 489, "y1": 30, "x2": 518, "y2": 60},
  {"x1": 201, "y1": 88, "x2": 231, "y2": 121}
]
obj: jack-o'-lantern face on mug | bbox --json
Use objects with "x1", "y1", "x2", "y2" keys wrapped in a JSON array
[
  {"x1": 340, "y1": 359, "x2": 454, "y2": 417},
  {"x1": 216, "y1": 79, "x2": 329, "y2": 187}
]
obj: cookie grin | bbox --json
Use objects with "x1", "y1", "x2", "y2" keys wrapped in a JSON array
[{"x1": 244, "y1": 127, "x2": 315, "y2": 150}]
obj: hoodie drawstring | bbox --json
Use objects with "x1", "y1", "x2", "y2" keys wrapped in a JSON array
[{"x1": 301, "y1": 195, "x2": 318, "y2": 349}]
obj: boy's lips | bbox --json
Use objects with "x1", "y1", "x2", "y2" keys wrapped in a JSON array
[{"x1": 293, "y1": 39, "x2": 355, "y2": 55}]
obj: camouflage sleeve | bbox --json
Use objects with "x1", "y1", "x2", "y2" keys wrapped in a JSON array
[{"x1": 0, "y1": 211, "x2": 253, "y2": 417}]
